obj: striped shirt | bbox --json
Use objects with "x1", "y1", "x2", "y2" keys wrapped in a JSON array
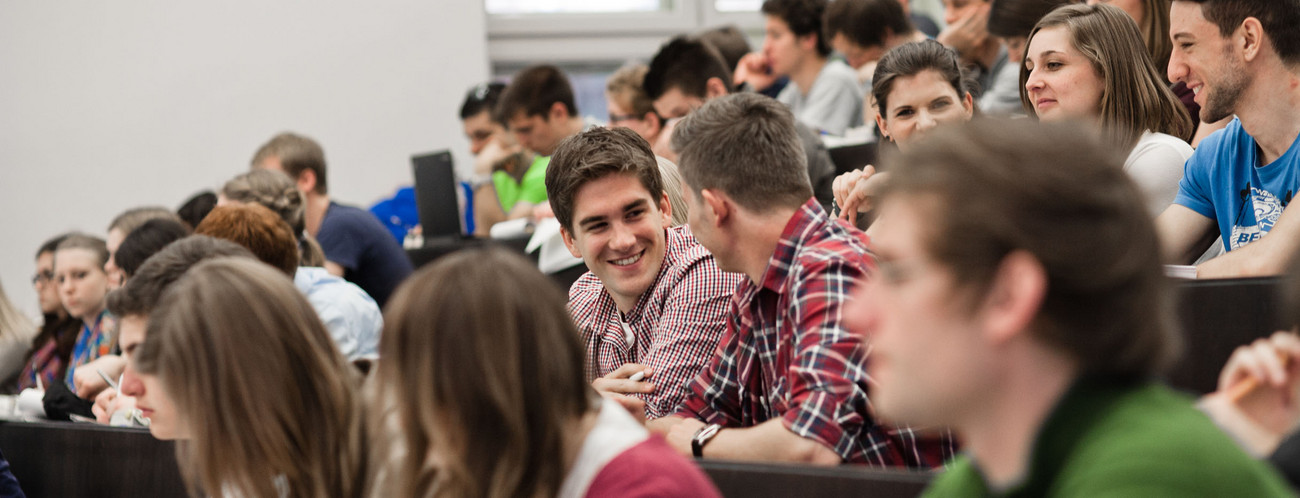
[
  {"x1": 569, "y1": 225, "x2": 743, "y2": 419},
  {"x1": 676, "y1": 199, "x2": 955, "y2": 468}
]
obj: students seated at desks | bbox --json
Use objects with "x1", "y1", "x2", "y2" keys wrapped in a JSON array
[
  {"x1": 1022, "y1": 4, "x2": 1195, "y2": 217},
  {"x1": 735, "y1": 0, "x2": 864, "y2": 135},
  {"x1": 546, "y1": 127, "x2": 743, "y2": 421},
  {"x1": 125, "y1": 249, "x2": 365, "y2": 498},
  {"x1": 372, "y1": 248, "x2": 720, "y2": 497},
  {"x1": 645, "y1": 35, "x2": 837, "y2": 210},
  {"x1": 849, "y1": 118, "x2": 1290, "y2": 496},
  {"x1": 70, "y1": 218, "x2": 191, "y2": 399},
  {"x1": 833, "y1": 40, "x2": 976, "y2": 227},
  {"x1": 648, "y1": 93, "x2": 955, "y2": 467},
  {"x1": 1156, "y1": 0, "x2": 1300, "y2": 278},
  {"x1": 195, "y1": 204, "x2": 382, "y2": 361},
  {"x1": 251, "y1": 131, "x2": 413, "y2": 307}
]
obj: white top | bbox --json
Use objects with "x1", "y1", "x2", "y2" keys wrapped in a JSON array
[
  {"x1": 777, "y1": 59, "x2": 864, "y2": 136},
  {"x1": 1126, "y1": 131, "x2": 1194, "y2": 217}
]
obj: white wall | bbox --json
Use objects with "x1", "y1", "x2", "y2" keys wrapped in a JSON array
[{"x1": 0, "y1": 1, "x2": 489, "y2": 319}]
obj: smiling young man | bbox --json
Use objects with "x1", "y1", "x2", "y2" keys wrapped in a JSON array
[
  {"x1": 849, "y1": 119, "x2": 1290, "y2": 496},
  {"x1": 734, "y1": 0, "x2": 863, "y2": 135},
  {"x1": 548, "y1": 126, "x2": 742, "y2": 421},
  {"x1": 648, "y1": 92, "x2": 953, "y2": 467},
  {"x1": 1156, "y1": 0, "x2": 1300, "y2": 278},
  {"x1": 644, "y1": 36, "x2": 837, "y2": 211}
]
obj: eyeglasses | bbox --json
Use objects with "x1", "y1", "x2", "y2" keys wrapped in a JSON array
[{"x1": 31, "y1": 270, "x2": 54, "y2": 286}]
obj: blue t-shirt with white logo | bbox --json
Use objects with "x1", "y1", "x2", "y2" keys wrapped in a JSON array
[{"x1": 1174, "y1": 118, "x2": 1300, "y2": 252}]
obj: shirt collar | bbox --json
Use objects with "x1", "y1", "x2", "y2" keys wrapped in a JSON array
[{"x1": 757, "y1": 198, "x2": 828, "y2": 294}]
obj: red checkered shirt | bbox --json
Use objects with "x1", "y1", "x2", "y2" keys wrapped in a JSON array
[
  {"x1": 569, "y1": 225, "x2": 744, "y2": 419},
  {"x1": 675, "y1": 199, "x2": 956, "y2": 468}
]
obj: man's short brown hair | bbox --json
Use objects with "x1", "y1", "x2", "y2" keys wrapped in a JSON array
[
  {"x1": 194, "y1": 204, "x2": 300, "y2": 277},
  {"x1": 251, "y1": 132, "x2": 329, "y2": 195},
  {"x1": 878, "y1": 119, "x2": 1178, "y2": 379},
  {"x1": 494, "y1": 65, "x2": 578, "y2": 124},
  {"x1": 670, "y1": 92, "x2": 812, "y2": 212},
  {"x1": 546, "y1": 126, "x2": 664, "y2": 232}
]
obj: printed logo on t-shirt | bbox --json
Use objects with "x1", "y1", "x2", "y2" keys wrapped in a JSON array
[{"x1": 1230, "y1": 187, "x2": 1284, "y2": 250}]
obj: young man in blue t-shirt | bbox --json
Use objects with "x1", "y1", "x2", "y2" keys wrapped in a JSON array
[{"x1": 1156, "y1": 0, "x2": 1300, "y2": 278}]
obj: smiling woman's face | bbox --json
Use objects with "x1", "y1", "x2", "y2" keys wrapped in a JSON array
[{"x1": 1024, "y1": 26, "x2": 1105, "y2": 123}]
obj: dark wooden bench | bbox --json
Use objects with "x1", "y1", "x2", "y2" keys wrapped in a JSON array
[
  {"x1": 699, "y1": 459, "x2": 931, "y2": 497},
  {"x1": 0, "y1": 420, "x2": 187, "y2": 497},
  {"x1": 1167, "y1": 276, "x2": 1287, "y2": 395},
  {"x1": 0, "y1": 420, "x2": 934, "y2": 498}
]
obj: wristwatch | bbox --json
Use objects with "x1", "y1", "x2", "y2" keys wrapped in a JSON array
[{"x1": 691, "y1": 423, "x2": 722, "y2": 458}]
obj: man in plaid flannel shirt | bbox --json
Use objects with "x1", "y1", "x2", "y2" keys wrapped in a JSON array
[
  {"x1": 647, "y1": 93, "x2": 954, "y2": 467},
  {"x1": 547, "y1": 126, "x2": 745, "y2": 421}
]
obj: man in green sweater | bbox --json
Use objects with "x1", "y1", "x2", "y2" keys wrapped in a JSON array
[{"x1": 844, "y1": 119, "x2": 1294, "y2": 496}]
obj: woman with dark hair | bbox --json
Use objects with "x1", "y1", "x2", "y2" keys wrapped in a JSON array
[
  {"x1": 1022, "y1": 3, "x2": 1193, "y2": 215},
  {"x1": 12, "y1": 234, "x2": 82, "y2": 392},
  {"x1": 113, "y1": 219, "x2": 190, "y2": 282},
  {"x1": 374, "y1": 248, "x2": 719, "y2": 497},
  {"x1": 833, "y1": 40, "x2": 977, "y2": 226}
]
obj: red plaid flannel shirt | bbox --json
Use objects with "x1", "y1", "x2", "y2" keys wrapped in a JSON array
[
  {"x1": 569, "y1": 225, "x2": 744, "y2": 419},
  {"x1": 675, "y1": 199, "x2": 955, "y2": 468}
]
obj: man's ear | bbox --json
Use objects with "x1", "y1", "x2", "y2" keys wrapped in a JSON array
[
  {"x1": 297, "y1": 169, "x2": 317, "y2": 195},
  {"x1": 560, "y1": 225, "x2": 583, "y2": 259},
  {"x1": 705, "y1": 77, "x2": 728, "y2": 98},
  {"x1": 700, "y1": 188, "x2": 730, "y2": 228},
  {"x1": 644, "y1": 111, "x2": 663, "y2": 137},
  {"x1": 981, "y1": 250, "x2": 1047, "y2": 345},
  {"x1": 798, "y1": 33, "x2": 819, "y2": 54},
  {"x1": 549, "y1": 101, "x2": 570, "y2": 122},
  {"x1": 1238, "y1": 17, "x2": 1265, "y2": 63},
  {"x1": 659, "y1": 191, "x2": 673, "y2": 228}
]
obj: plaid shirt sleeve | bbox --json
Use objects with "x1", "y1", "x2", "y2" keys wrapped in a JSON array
[
  {"x1": 640, "y1": 259, "x2": 743, "y2": 419},
  {"x1": 673, "y1": 291, "x2": 748, "y2": 426},
  {"x1": 779, "y1": 255, "x2": 875, "y2": 462}
]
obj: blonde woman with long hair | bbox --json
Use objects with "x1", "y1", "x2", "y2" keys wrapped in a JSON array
[
  {"x1": 0, "y1": 278, "x2": 36, "y2": 386},
  {"x1": 375, "y1": 248, "x2": 719, "y2": 497},
  {"x1": 131, "y1": 257, "x2": 364, "y2": 498}
]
